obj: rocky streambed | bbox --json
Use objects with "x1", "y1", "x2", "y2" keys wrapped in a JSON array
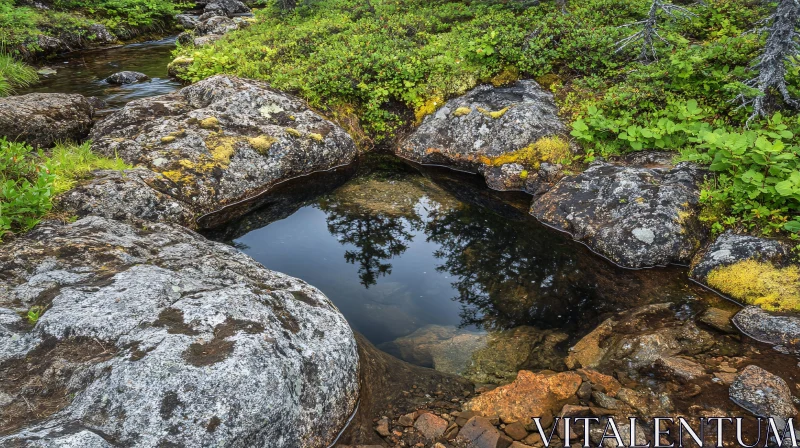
[{"x1": 1, "y1": 39, "x2": 800, "y2": 448}]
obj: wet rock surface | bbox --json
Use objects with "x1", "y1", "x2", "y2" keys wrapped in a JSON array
[
  {"x1": 690, "y1": 231, "x2": 790, "y2": 281},
  {"x1": 732, "y1": 306, "x2": 800, "y2": 354},
  {"x1": 87, "y1": 75, "x2": 357, "y2": 226},
  {"x1": 0, "y1": 93, "x2": 94, "y2": 148},
  {"x1": 398, "y1": 80, "x2": 566, "y2": 189},
  {"x1": 531, "y1": 155, "x2": 704, "y2": 268},
  {"x1": 729, "y1": 365, "x2": 797, "y2": 420},
  {"x1": 105, "y1": 71, "x2": 150, "y2": 85},
  {"x1": 0, "y1": 217, "x2": 359, "y2": 447}
]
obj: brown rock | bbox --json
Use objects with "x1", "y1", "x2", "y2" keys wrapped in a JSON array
[
  {"x1": 458, "y1": 416, "x2": 508, "y2": 448},
  {"x1": 505, "y1": 422, "x2": 529, "y2": 440},
  {"x1": 414, "y1": 413, "x2": 449, "y2": 440},
  {"x1": 566, "y1": 319, "x2": 614, "y2": 369},
  {"x1": 398, "y1": 412, "x2": 416, "y2": 427},
  {"x1": 577, "y1": 369, "x2": 622, "y2": 397},
  {"x1": 375, "y1": 417, "x2": 390, "y2": 437},
  {"x1": 464, "y1": 370, "x2": 582, "y2": 424},
  {"x1": 652, "y1": 356, "x2": 707, "y2": 381},
  {"x1": 511, "y1": 442, "x2": 535, "y2": 448},
  {"x1": 523, "y1": 432, "x2": 544, "y2": 447},
  {"x1": 698, "y1": 307, "x2": 737, "y2": 334},
  {"x1": 456, "y1": 410, "x2": 478, "y2": 427}
]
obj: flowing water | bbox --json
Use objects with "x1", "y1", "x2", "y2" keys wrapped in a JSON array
[{"x1": 18, "y1": 36, "x2": 182, "y2": 112}]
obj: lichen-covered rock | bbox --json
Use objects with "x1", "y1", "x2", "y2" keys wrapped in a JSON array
[
  {"x1": 729, "y1": 365, "x2": 797, "y2": 420},
  {"x1": 732, "y1": 306, "x2": 800, "y2": 354},
  {"x1": 690, "y1": 231, "x2": 789, "y2": 281},
  {"x1": 0, "y1": 93, "x2": 93, "y2": 148},
  {"x1": 531, "y1": 156, "x2": 704, "y2": 268},
  {"x1": 193, "y1": 34, "x2": 223, "y2": 46},
  {"x1": 196, "y1": 15, "x2": 239, "y2": 35},
  {"x1": 89, "y1": 75, "x2": 357, "y2": 223},
  {"x1": 87, "y1": 24, "x2": 115, "y2": 44},
  {"x1": 175, "y1": 13, "x2": 200, "y2": 29},
  {"x1": 0, "y1": 216, "x2": 359, "y2": 447},
  {"x1": 204, "y1": 0, "x2": 250, "y2": 16},
  {"x1": 397, "y1": 80, "x2": 566, "y2": 189},
  {"x1": 105, "y1": 71, "x2": 149, "y2": 85},
  {"x1": 56, "y1": 168, "x2": 195, "y2": 227}
]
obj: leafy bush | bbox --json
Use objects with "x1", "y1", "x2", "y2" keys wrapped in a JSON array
[
  {"x1": 0, "y1": 139, "x2": 53, "y2": 239},
  {"x1": 0, "y1": 139, "x2": 130, "y2": 240}
]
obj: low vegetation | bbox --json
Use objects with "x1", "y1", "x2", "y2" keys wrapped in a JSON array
[
  {"x1": 0, "y1": 53, "x2": 37, "y2": 96},
  {"x1": 174, "y1": 0, "x2": 799, "y2": 239},
  {"x1": 0, "y1": 0, "x2": 185, "y2": 54},
  {"x1": 0, "y1": 139, "x2": 129, "y2": 240},
  {"x1": 707, "y1": 259, "x2": 800, "y2": 312}
]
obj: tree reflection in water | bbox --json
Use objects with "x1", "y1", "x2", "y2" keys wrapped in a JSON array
[{"x1": 317, "y1": 198, "x2": 421, "y2": 288}]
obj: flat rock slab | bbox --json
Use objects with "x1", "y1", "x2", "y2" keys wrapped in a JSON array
[
  {"x1": 732, "y1": 306, "x2": 800, "y2": 354},
  {"x1": 531, "y1": 156, "x2": 704, "y2": 268},
  {"x1": 88, "y1": 75, "x2": 357, "y2": 223},
  {"x1": 398, "y1": 80, "x2": 566, "y2": 187},
  {"x1": 0, "y1": 93, "x2": 93, "y2": 148},
  {"x1": 0, "y1": 216, "x2": 358, "y2": 447}
]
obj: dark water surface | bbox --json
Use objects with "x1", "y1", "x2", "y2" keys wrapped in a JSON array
[
  {"x1": 209, "y1": 157, "x2": 722, "y2": 350},
  {"x1": 19, "y1": 37, "x2": 182, "y2": 112}
]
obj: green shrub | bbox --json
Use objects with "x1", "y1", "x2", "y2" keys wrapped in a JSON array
[{"x1": 0, "y1": 139, "x2": 131, "y2": 240}]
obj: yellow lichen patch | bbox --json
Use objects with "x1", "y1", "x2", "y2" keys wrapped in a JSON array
[
  {"x1": 308, "y1": 133, "x2": 324, "y2": 142},
  {"x1": 161, "y1": 136, "x2": 176, "y2": 144},
  {"x1": 200, "y1": 117, "x2": 220, "y2": 130},
  {"x1": 285, "y1": 128, "x2": 302, "y2": 137},
  {"x1": 161, "y1": 170, "x2": 191, "y2": 184},
  {"x1": 707, "y1": 260, "x2": 800, "y2": 312},
  {"x1": 453, "y1": 107, "x2": 472, "y2": 117},
  {"x1": 248, "y1": 135, "x2": 277, "y2": 154},
  {"x1": 489, "y1": 67, "x2": 520, "y2": 87},
  {"x1": 204, "y1": 133, "x2": 240, "y2": 167},
  {"x1": 484, "y1": 136, "x2": 571, "y2": 169},
  {"x1": 535, "y1": 73, "x2": 562, "y2": 90},
  {"x1": 520, "y1": 170, "x2": 529, "y2": 180},
  {"x1": 414, "y1": 96, "x2": 444, "y2": 125},
  {"x1": 477, "y1": 106, "x2": 510, "y2": 119}
]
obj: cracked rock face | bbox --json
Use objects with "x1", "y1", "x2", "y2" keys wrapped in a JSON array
[
  {"x1": 531, "y1": 156, "x2": 704, "y2": 268},
  {"x1": 88, "y1": 75, "x2": 357, "y2": 225},
  {"x1": 690, "y1": 231, "x2": 789, "y2": 281},
  {"x1": 397, "y1": 80, "x2": 566, "y2": 188},
  {"x1": 0, "y1": 93, "x2": 94, "y2": 148},
  {"x1": 0, "y1": 216, "x2": 359, "y2": 447}
]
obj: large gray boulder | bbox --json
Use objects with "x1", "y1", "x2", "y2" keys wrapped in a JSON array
[
  {"x1": 0, "y1": 216, "x2": 359, "y2": 447},
  {"x1": 690, "y1": 231, "x2": 790, "y2": 281},
  {"x1": 56, "y1": 168, "x2": 195, "y2": 227},
  {"x1": 397, "y1": 80, "x2": 567, "y2": 190},
  {"x1": 0, "y1": 93, "x2": 93, "y2": 148},
  {"x1": 204, "y1": 0, "x2": 250, "y2": 16},
  {"x1": 530, "y1": 154, "x2": 704, "y2": 268},
  {"x1": 88, "y1": 75, "x2": 357, "y2": 224}
]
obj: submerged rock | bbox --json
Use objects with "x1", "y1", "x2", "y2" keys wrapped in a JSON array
[
  {"x1": 0, "y1": 216, "x2": 359, "y2": 447},
  {"x1": 105, "y1": 70, "x2": 150, "y2": 85},
  {"x1": 729, "y1": 365, "x2": 797, "y2": 420},
  {"x1": 531, "y1": 155, "x2": 704, "y2": 268},
  {"x1": 398, "y1": 80, "x2": 567, "y2": 190},
  {"x1": 0, "y1": 93, "x2": 93, "y2": 148},
  {"x1": 690, "y1": 231, "x2": 789, "y2": 281},
  {"x1": 88, "y1": 75, "x2": 357, "y2": 225},
  {"x1": 732, "y1": 306, "x2": 800, "y2": 354},
  {"x1": 463, "y1": 370, "x2": 582, "y2": 423}
]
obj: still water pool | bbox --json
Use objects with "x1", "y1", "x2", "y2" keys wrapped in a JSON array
[{"x1": 208, "y1": 156, "x2": 722, "y2": 375}]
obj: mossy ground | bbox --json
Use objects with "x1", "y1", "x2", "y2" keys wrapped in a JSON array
[{"x1": 707, "y1": 260, "x2": 800, "y2": 312}]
